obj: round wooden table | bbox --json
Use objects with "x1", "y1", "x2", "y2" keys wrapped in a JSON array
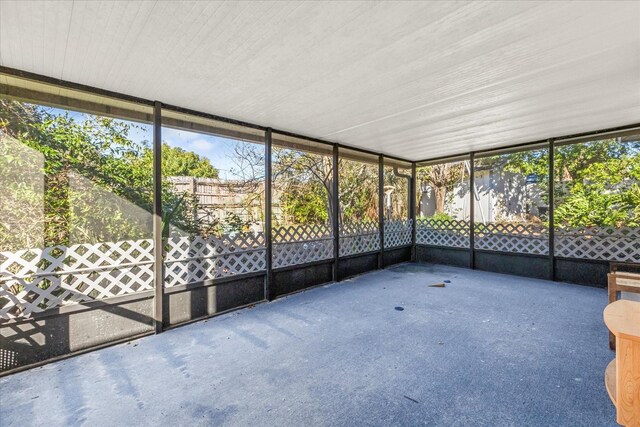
[{"x1": 603, "y1": 299, "x2": 640, "y2": 426}]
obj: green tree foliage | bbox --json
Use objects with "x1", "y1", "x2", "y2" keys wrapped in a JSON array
[
  {"x1": 138, "y1": 143, "x2": 218, "y2": 179},
  {"x1": 501, "y1": 139, "x2": 639, "y2": 227},
  {"x1": 271, "y1": 149, "x2": 383, "y2": 226},
  {"x1": 273, "y1": 148, "x2": 333, "y2": 226},
  {"x1": 281, "y1": 183, "x2": 329, "y2": 225},
  {"x1": 0, "y1": 100, "x2": 219, "y2": 250},
  {"x1": 338, "y1": 159, "x2": 379, "y2": 224},
  {"x1": 553, "y1": 140, "x2": 640, "y2": 227}
]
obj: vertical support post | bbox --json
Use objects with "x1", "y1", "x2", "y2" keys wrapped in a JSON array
[
  {"x1": 152, "y1": 101, "x2": 163, "y2": 334},
  {"x1": 378, "y1": 155, "x2": 385, "y2": 269},
  {"x1": 264, "y1": 128, "x2": 274, "y2": 300},
  {"x1": 548, "y1": 138, "x2": 555, "y2": 281},
  {"x1": 469, "y1": 152, "x2": 475, "y2": 269},
  {"x1": 410, "y1": 162, "x2": 417, "y2": 261},
  {"x1": 332, "y1": 144, "x2": 340, "y2": 282}
]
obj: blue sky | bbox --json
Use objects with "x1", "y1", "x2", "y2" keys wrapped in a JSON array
[
  {"x1": 49, "y1": 107, "x2": 240, "y2": 179},
  {"x1": 156, "y1": 126, "x2": 238, "y2": 179}
]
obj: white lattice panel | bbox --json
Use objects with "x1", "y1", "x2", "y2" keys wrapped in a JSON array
[
  {"x1": 164, "y1": 232, "x2": 266, "y2": 287},
  {"x1": 0, "y1": 239, "x2": 154, "y2": 319},
  {"x1": 416, "y1": 219, "x2": 470, "y2": 248},
  {"x1": 271, "y1": 224, "x2": 333, "y2": 268},
  {"x1": 474, "y1": 223, "x2": 549, "y2": 255},
  {"x1": 273, "y1": 224, "x2": 331, "y2": 243},
  {"x1": 273, "y1": 240, "x2": 334, "y2": 268},
  {"x1": 384, "y1": 219, "x2": 413, "y2": 249},
  {"x1": 555, "y1": 226, "x2": 640, "y2": 262},
  {"x1": 339, "y1": 222, "x2": 380, "y2": 256}
]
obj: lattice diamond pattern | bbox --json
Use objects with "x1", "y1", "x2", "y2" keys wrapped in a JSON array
[
  {"x1": 273, "y1": 240, "x2": 334, "y2": 268},
  {"x1": 339, "y1": 222, "x2": 380, "y2": 256},
  {"x1": 6, "y1": 222, "x2": 636, "y2": 320},
  {"x1": 0, "y1": 239, "x2": 154, "y2": 319},
  {"x1": 272, "y1": 224, "x2": 333, "y2": 268},
  {"x1": 384, "y1": 219, "x2": 413, "y2": 249},
  {"x1": 555, "y1": 226, "x2": 640, "y2": 262},
  {"x1": 164, "y1": 232, "x2": 266, "y2": 287},
  {"x1": 272, "y1": 224, "x2": 331, "y2": 243},
  {"x1": 474, "y1": 223, "x2": 549, "y2": 255},
  {"x1": 416, "y1": 219, "x2": 469, "y2": 248}
]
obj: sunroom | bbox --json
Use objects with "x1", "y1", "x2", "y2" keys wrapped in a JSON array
[{"x1": 1, "y1": 1, "x2": 639, "y2": 426}]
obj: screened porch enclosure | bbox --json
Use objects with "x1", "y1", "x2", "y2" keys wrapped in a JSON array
[
  {"x1": 2, "y1": 1, "x2": 640, "y2": 425},
  {"x1": 1, "y1": 69, "x2": 639, "y2": 375}
]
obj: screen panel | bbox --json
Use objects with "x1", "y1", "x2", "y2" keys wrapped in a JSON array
[
  {"x1": 338, "y1": 148, "x2": 380, "y2": 256},
  {"x1": 383, "y1": 158, "x2": 412, "y2": 248},
  {"x1": 416, "y1": 158, "x2": 470, "y2": 249},
  {"x1": 271, "y1": 133, "x2": 334, "y2": 269},
  {"x1": 473, "y1": 146, "x2": 549, "y2": 255},
  {"x1": 554, "y1": 133, "x2": 640, "y2": 263},
  {"x1": 0, "y1": 75, "x2": 155, "y2": 336},
  {"x1": 161, "y1": 109, "x2": 266, "y2": 287}
]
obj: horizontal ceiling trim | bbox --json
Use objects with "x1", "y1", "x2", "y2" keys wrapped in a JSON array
[
  {"x1": 554, "y1": 126, "x2": 640, "y2": 146},
  {"x1": 417, "y1": 154, "x2": 470, "y2": 167},
  {"x1": 474, "y1": 141, "x2": 549, "y2": 159},
  {"x1": 0, "y1": 65, "x2": 155, "y2": 107},
  {"x1": 417, "y1": 122, "x2": 640, "y2": 164},
  {"x1": 0, "y1": 82, "x2": 154, "y2": 124}
]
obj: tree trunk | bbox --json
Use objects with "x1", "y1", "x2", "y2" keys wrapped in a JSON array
[
  {"x1": 434, "y1": 186, "x2": 446, "y2": 214},
  {"x1": 326, "y1": 180, "x2": 334, "y2": 230}
]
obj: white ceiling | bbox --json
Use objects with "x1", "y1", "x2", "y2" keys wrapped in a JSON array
[{"x1": 1, "y1": 1, "x2": 639, "y2": 161}]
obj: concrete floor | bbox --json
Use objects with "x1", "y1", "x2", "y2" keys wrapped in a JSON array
[{"x1": 0, "y1": 263, "x2": 617, "y2": 426}]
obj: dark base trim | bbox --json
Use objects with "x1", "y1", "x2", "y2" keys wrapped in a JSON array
[
  {"x1": 1, "y1": 291, "x2": 154, "y2": 324},
  {"x1": 162, "y1": 299, "x2": 267, "y2": 332},
  {"x1": 163, "y1": 271, "x2": 266, "y2": 294},
  {"x1": 554, "y1": 257, "x2": 609, "y2": 287},
  {"x1": 339, "y1": 252, "x2": 379, "y2": 280},
  {"x1": 416, "y1": 245, "x2": 470, "y2": 268},
  {"x1": 0, "y1": 331, "x2": 153, "y2": 378},
  {"x1": 1, "y1": 295, "x2": 154, "y2": 374},
  {"x1": 273, "y1": 261, "x2": 334, "y2": 297},
  {"x1": 383, "y1": 246, "x2": 412, "y2": 267},
  {"x1": 417, "y1": 244, "x2": 614, "y2": 286},
  {"x1": 164, "y1": 275, "x2": 266, "y2": 326},
  {"x1": 272, "y1": 258, "x2": 334, "y2": 273},
  {"x1": 474, "y1": 250, "x2": 550, "y2": 280}
]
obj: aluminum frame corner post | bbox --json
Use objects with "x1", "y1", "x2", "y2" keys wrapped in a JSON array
[
  {"x1": 548, "y1": 138, "x2": 555, "y2": 281},
  {"x1": 332, "y1": 144, "x2": 340, "y2": 282},
  {"x1": 265, "y1": 128, "x2": 274, "y2": 300},
  {"x1": 410, "y1": 162, "x2": 417, "y2": 261},
  {"x1": 469, "y1": 152, "x2": 475, "y2": 270},
  {"x1": 152, "y1": 101, "x2": 163, "y2": 333},
  {"x1": 378, "y1": 155, "x2": 384, "y2": 269}
]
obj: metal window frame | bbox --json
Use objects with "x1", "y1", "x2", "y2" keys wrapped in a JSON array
[
  {"x1": 332, "y1": 144, "x2": 340, "y2": 282},
  {"x1": 548, "y1": 138, "x2": 555, "y2": 281},
  {"x1": 469, "y1": 152, "x2": 475, "y2": 269},
  {"x1": 378, "y1": 155, "x2": 384, "y2": 268},
  {"x1": 410, "y1": 163, "x2": 417, "y2": 261},
  {"x1": 152, "y1": 101, "x2": 163, "y2": 333},
  {"x1": 265, "y1": 128, "x2": 274, "y2": 300}
]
